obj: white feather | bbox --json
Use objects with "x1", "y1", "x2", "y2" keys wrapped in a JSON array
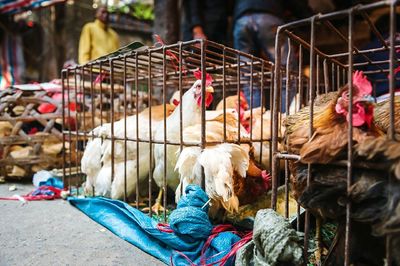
[
  {"x1": 81, "y1": 125, "x2": 104, "y2": 194},
  {"x1": 174, "y1": 147, "x2": 202, "y2": 181},
  {"x1": 94, "y1": 162, "x2": 112, "y2": 197},
  {"x1": 81, "y1": 137, "x2": 102, "y2": 189},
  {"x1": 81, "y1": 111, "x2": 159, "y2": 199},
  {"x1": 198, "y1": 146, "x2": 234, "y2": 201},
  {"x1": 217, "y1": 143, "x2": 249, "y2": 178},
  {"x1": 153, "y1": 80, "x2": 204, "y2": 191},
  {"x1": 250, "y1": 110, "x2": 285, "y2": 169},
  {"x1": 175, "y1": 143, "x2": 249, "y2": 214}
]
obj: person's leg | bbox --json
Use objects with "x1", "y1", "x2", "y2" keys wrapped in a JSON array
[
  {"x1": 233, "y1": 15, "x2": 261, "y2": 108},
  {"x1": 255, "y1": 13, "x2": 294, "y2": 112},
  {"x1": 233, "y1": 15, "x2": 254, "y2": 54},
  {"x1": 254, "y1": 13, "x2": 283, "y2": 62}
]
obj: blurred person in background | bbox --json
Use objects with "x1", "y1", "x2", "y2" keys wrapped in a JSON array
[
  {"x1": 233, "y1": 0, "x2": 312, "y2": 110},
  {"x1": 181, "y1": 0, "x2": 231, "y2": 45},
  {"x1": 0, "y1": 16, "x2": 26, "y2": 89},
  {"x1": 78, "y1": 5, "x2": 120, "y2": 64}
]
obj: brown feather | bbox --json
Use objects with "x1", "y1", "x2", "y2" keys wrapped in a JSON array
[
  {"x1": 233, "y1": 144, "x2": 270, "y2": 205},
  {"x1": 355, "y1": 136, "x2": 400, "y2": 179},
  {"x1": 139, "y1": 104, "x2": 176, "y2": 121},
  {"x1": 287, "y1": 83, "x2": 383, "y2": 164},
  {"x1": 286, "y1": 82, "x2": 400, "y2": 265},
  {"x1": 215, "y1": 95, "x2": 247, "y2": 110},
  {"x1": 374, "y1": 96, "x2": 400, "y2": 136}
]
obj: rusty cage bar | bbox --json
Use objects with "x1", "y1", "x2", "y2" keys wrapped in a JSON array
[
  {"x1": 61, "y1": 39, "x2": 274, "y2": 220},
  {"x1": 273, "y1": 1, "x2": 400, "y2": 265}
]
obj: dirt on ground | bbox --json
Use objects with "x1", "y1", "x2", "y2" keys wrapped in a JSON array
[{"x1": 0, "y1": 183, "x2": 165, "y2": 266}]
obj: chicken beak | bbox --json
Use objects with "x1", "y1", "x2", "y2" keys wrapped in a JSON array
[
  {"x1": 359, "y1": 94, "x2": 375, "y2": 103},
  {"x1": 206, "y1": 86, "x2": 214, "y2": 93}
]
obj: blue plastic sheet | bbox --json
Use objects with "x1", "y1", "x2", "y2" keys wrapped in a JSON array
[
  {"x1": 69, "y1": 185, "x2": 240, "y2": 265},
  {"x1": 39, "y1": 177, "x2": 64, "y2": 189}
]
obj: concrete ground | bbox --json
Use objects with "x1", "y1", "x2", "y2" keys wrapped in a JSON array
[{"x1": 0, "y1": 182, "x2": 165, "y2": 266}]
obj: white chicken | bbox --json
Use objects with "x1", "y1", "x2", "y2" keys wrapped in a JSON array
[
  {"x1": 244, "y1": 109, "x2": 285, "y2": 169},
  {"x1": 175, "y1": 143, "x2": 249, "y2": 215},
  {"x1": 249, "y1": 109, "x2": 273, "y2": 169},
  {"x1": 81, "y1": 104, "x2": 175, "y2": 199},
  {"x1": 151, "y1": 70, "x2": 215, "y2": 212},
  {"x1": 174, "y1": 111, "x2": 252, "y2": 215},
  {"x1": 175, "y1": 143, "x2": 251, "y2": 215}
]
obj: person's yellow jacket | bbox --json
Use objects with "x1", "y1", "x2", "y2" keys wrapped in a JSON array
[{"x1": 78, "y1": 19, "x2": 120, "y2": 64}]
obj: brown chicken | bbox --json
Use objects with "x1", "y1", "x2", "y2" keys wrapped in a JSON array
[
  {"x1": 286, "y1": 71, "x2": 400, "y2": 265},
  {"x1": 215, "y1": 92, "x2": 253, "y2": 132},
  {"x1": 374, "y1": 95, "x2": 400, "y2": 137},
  {"x1": 139, "y1": 103, "x2": 176, "y2": 120},
  {"x1": 352, "y1": 95, "x2": 400, "y2": 179},
  {"x1": 233, "y1": 144, "x2": 271, "y2": 205},
  {"x1": 295, "y1": 160, "x2": 400, "y2": 265},
  {"x1": 215, "y1": 91, "x2": 249, "y2": 111},
  {"x1": 287, "y1": 71, "x2": 383, "y2": 198},
  {"x1": 287, "y1": 72, "x2": 383, "y2": 164}
]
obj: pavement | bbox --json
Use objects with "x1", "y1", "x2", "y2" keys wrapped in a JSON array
[{"x1": 0, "y1": 182, "x2": 165, "y2": 266}]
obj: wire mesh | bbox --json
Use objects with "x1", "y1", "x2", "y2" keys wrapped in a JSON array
[
  {"x1": 62, "y1": 39, "x2": 274, "y2": 220},
  {"x1": 272, "y1": 1, "x2": 400, "y2": 265}
]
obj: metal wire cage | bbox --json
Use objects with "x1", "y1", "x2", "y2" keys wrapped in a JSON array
[
  {"x1": 61, "y1": 39, "x2": 274, "y2": 218},
  {"x1": 272, "y1": 1, "x2": 400, "y2": 265}
]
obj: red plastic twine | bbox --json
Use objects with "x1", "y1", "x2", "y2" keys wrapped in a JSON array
[
  {"x1": 0, "y1": 186, "x2": 62, "y2": 201},
  {"x1": 154, "y1": 34, "x2": 186, "y2": 75},
  {"x1": 159, "y1": 222, "x2": 252, "y2": 266},
  {"x1": 157, "y1": 223, "x2": 174, "y2": 233}
]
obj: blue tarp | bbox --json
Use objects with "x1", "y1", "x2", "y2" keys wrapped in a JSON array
[{"x1": 69, "y1": 185, "x2": 240, "y2": 265}]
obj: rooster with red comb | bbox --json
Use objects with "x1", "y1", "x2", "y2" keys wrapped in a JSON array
[
  {"x1": 287, "y1": 70, "x2": 383, "y2": 209},
  {"x1": 284, "y1": 71, "x2": 400, "y2": 264},
  {"x1": 286, "y1": 70, "x2": 382, "y2": 164},
  {"x1": 151, "y1": 70, "x2": 214, "y2": 213}
]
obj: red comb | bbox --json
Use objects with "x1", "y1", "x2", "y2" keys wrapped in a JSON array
[
  {"x1": 172, "y1": 99, "x2": 180, "y2": 106},
  {"x1": 194, "y1": 70, "x2": 213, "y2": 86},
  {"x1": 94, "y1": 71, "x2": 106, "y2": 84},
  {"x1": 261, "y1": 170, "x2": 272, "y2": 190},
  {"x1": 153, "y1": 34, "x2": 164, "y2": 46},
  {"x1": 154, "y1": 34, "x2": 186, "y2": 75},
  {"x1": 239, "y1": 90, "x2": 249, "y2": 107},
  {"x1": 353, "y1": 70, "x2": 372, "y2": 95}
]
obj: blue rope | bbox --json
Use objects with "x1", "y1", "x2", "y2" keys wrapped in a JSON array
[{"x1": 169, "y1": 185, "x2": 213, "y2": 240}]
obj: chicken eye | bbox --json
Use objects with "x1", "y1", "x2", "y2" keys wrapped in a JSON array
[{"x1": 194, "y1": 84, "x2": 202, "y2": 93}]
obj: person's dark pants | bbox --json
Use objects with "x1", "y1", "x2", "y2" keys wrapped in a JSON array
[{"x1": 233, "y1": 13, "x2": 293, "y2": 112}]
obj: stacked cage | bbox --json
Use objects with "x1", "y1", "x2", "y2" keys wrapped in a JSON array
[
  {"x1": 272, "y1": 1, "x2": 400, "y2": 265},
  {"x1": 62, "y1": 40, "x2": 274, "y2": 220},
  {"x1": 0, "y1": 86, "x2": 66, "y2": 179}
]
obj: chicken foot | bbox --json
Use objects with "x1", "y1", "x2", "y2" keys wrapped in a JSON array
[
  {"x1": 128, "y1": 199, "x2": 148, "y2": 208},
  {"x1": 314, "y1": 217, "x2": 322, "y2": 265},
  {"x1": 141, "y1": 189, "x2": 165, "y2": 215}
]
